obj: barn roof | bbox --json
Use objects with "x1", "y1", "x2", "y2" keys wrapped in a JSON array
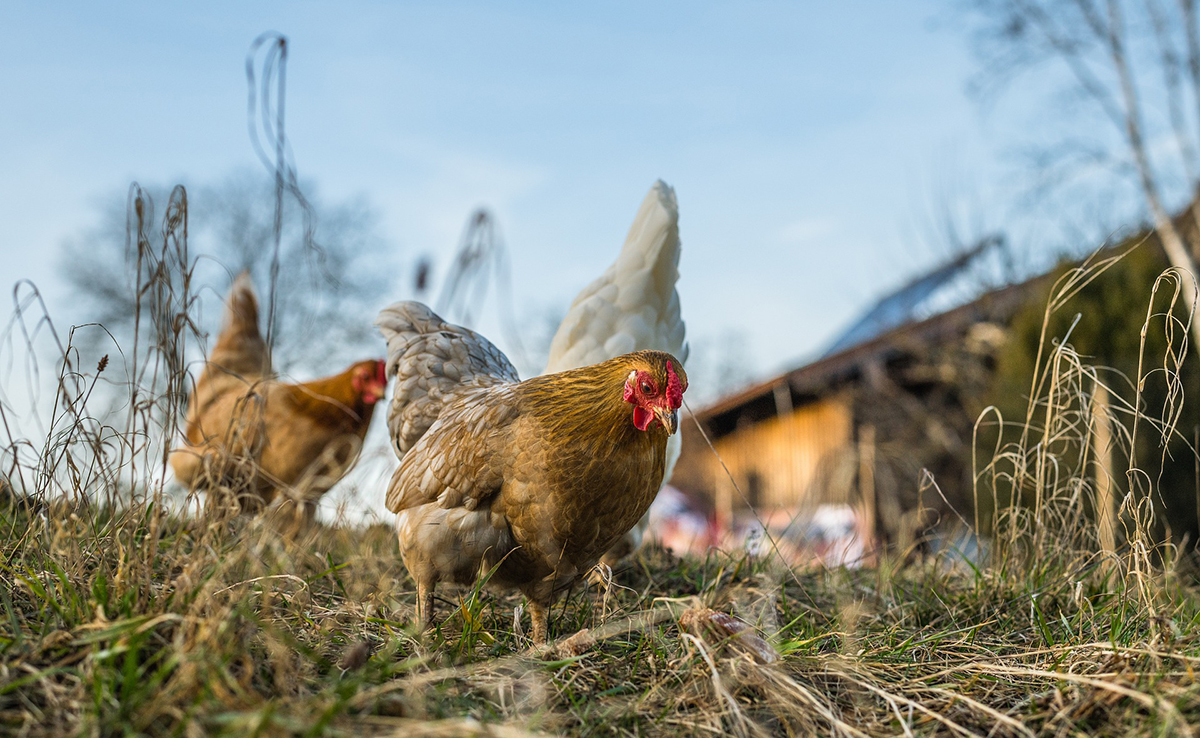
[
  {"x1": 693, "y1": 266, "x2": 1045, "y2": 433},
  {"x1": 822, "y1": 236, "x2": 1005, "y2": 356}
]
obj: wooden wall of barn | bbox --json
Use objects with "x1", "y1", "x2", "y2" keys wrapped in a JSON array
[{"x1": 670, "y1": 394, "x2": 855, "y2": 525}]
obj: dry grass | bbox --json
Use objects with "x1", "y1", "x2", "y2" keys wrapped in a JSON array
[
  {"x1": 2, "y1": 189, "x2": 1200, "y2": 736},
  {"x1": 3, "y1": 505, "x2": 1200, "y2": 737}
]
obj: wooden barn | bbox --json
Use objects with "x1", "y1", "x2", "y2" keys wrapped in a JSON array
[{"x1": 669, "y1": 243, "x2": 1042, "y2": 552}]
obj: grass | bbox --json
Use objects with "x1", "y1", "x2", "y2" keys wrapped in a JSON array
[{"x1": 3, "y1": 497, "x2": 1200, "y2": 736}]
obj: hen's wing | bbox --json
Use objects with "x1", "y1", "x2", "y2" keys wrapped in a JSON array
[
  {"x1": 375, "y1": 301, "x2": 519, "y2": 460},
  {"x1": 384, "y1": 384, "x2": 520, "y2": 514},
  {"x1": 544, "y1": 180, "x2": 687, "y2": 372}
]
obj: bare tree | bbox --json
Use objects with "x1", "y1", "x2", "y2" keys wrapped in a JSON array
[
  {"x1": 60, "y1": 170, "x2": 394, "y2": 376},
  {"x1": 965, "y1": 0, "x2": 1200, "y2": 350}
]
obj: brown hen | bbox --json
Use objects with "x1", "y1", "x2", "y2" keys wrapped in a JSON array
[
  {"x1": 376, "y1": 301, "x2": 687, "y2": 644},
  {"x1": 170, "y1": 273, "x2": 386, "y2": 521}
]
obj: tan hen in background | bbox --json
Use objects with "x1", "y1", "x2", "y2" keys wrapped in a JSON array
[{"x1": 170, "y1": 273, "x2": 387, "y2": 521}]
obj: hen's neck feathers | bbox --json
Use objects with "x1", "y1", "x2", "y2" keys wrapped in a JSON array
[
  {"x1": 280, "y1": 368, "x2": 376, "y2": 429},
  {"x1": 519, "y1": 353, "x2": 671, "y2": 453}
]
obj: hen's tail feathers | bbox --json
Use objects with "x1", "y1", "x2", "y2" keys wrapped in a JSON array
[
  {"x1": 208, "y1": 271, "x2": 270, "y2": 379},
  {"x1": 375, "y1": 301, "x2": 519, "y2": 459},
  {"x1": 544, "y1": 179, "x2": 688, "y2": 374}
]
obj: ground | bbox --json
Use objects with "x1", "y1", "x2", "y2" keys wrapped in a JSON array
[{"x1": 2, "y1": 499, "x2": 1199, "y2": 737}]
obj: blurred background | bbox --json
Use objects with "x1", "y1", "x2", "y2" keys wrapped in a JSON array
[{"x1": 2, "y1": 1, "x2": 1197, "y2": 563}]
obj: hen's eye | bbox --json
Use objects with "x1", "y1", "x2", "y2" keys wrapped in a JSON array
[{"x1": 641, "y1": 382, "x2": 653, "y2": 394}]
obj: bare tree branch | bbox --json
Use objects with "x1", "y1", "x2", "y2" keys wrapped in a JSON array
[
  {"x1": 1020, "y1": 0, "x2": 1128, "y2": 129},
  {"x1": 1104, "y1": 0, "x2": 1200, "y2": 327},
  {"x1": 1146, "y1": 0, "x2": 1199, "y2": 181},
  {"x1": 1182, "y1": 0, "x2": 1200, "y2": 149},
  {"x1": 60, "y1": 171, "x2": 394, "y2": 379},
  {"x1": 965, "y1": 0, "x2": 1200, "y2": 352}
]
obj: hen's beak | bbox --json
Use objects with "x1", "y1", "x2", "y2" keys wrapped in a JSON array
[{"x1": 654, "y1": 406, "x2": 679, "y2": 435}]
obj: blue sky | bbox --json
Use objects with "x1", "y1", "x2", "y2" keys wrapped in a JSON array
[{"x1": 1, "y1": 1, "x2": 1051, "y2": 390}]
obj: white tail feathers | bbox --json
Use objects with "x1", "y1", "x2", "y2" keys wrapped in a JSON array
[{"x1": 544, "y1": 180, "x2": 688, "y2": 374}]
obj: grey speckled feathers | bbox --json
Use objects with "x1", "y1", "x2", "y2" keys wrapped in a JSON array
[{"x1": 375, "y1": 301, "x2": 519, "y2": 461}]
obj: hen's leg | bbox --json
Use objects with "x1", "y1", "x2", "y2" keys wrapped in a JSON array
[
  {"x1": 416, "y1": 580, "x2": 436, "y2": 631},
  {"x1": 527, "y1": 599, "x2": 550, "y2": 645}
]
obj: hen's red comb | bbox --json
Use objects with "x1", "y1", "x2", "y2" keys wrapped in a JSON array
[
  {"x1": 376, "y1": 359, "x2": 387, "y2": 384},
  {"x1": 666, "y1": 361, "x2": 685, "y2": 409}
]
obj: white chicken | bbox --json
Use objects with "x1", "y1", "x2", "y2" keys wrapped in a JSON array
[{"x1": 543, "y1": 180, "x2": 688, "y2": 567}]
